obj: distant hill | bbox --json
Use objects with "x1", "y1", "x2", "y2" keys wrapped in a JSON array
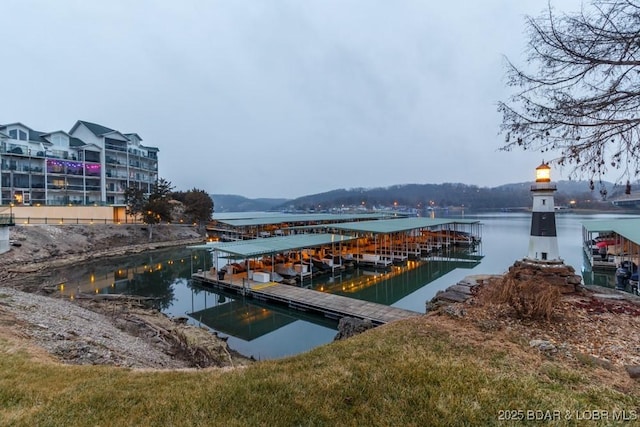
[
  {"x1": 211, "y1": 180, "x2": 623, "y2": 213},
  {"x1": 211, "y1": 194, "x2": 289, "y2": 212}
]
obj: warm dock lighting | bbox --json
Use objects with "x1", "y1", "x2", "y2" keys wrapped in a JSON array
[
  {"x1": 60, "y1": 284, "x2": 64, "y2": 291},
  {"x1": 535, "y1": 162, "x2": 551, "y2": 182}
]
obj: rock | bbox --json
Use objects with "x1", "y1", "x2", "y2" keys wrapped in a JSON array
[
  {"x1": 172, "y1": 316, "x2": 189, "y2": 324},
  {"x1": 447, "y1": 284, "x2": 474, "y2": 295},
  {"x1": 529, "y1": 339, "x2": 556, "y2": 352},
  {"x1": 442, "y1": 305, "x2": 465, "y2": 318},
  {"x1": 334, "y1": 317, "x2": 375, "y2": 341},
  {"x1": 435, "y1": 290, "x2": 469, "y2": 303},
  {"x1": 625, "y1": 365, "x2": 640, "y2": 379}
]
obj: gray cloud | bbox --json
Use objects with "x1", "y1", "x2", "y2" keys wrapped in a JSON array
[{"x1": 1, "y1": 0, "x2": 584, "y2": 198}]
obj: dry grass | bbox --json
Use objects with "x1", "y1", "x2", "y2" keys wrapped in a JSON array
[
  {"x1": 1, "y1": 312, "x2": 638, "y2": 426},
  {"x1": 486, "y1": 275, "x2": 561, "y2": 321}
]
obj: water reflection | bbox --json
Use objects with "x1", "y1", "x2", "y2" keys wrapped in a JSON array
[{"x1": 45, "y1": 245, "x2": 484, "y2": 358}]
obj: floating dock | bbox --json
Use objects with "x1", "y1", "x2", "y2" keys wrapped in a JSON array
[{"x1": 192, "y1": 271, "x2": 420, "y2": 325}]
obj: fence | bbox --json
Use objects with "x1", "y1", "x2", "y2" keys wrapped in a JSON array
[
  {"x1": 0, "y1": 214, "x2": 15, "y2": 226},
  {"x1": 11, "y1": 217, "x2": 143, "y2": 225}
]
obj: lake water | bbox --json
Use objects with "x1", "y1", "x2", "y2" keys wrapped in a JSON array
[{"x1": 50, "y1": 212, "x2": 634, "y2": 360}]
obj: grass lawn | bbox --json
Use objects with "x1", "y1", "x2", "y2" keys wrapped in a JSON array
[{"x1": 1, "y1": 314, "x2": 638, "y2": 426}]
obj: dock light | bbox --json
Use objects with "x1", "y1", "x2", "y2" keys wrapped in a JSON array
[{"x1": 535, "y1": 162, "x2": 551, "y2": 182}]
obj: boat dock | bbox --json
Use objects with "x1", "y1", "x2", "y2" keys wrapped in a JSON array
[{"x1": 192, "y1": 270, "x2": 420, "y2": 325}]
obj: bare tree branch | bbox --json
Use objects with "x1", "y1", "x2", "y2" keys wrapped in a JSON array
[{"x1": 499, "y1": 0, "x2": 640, "y2": 189}]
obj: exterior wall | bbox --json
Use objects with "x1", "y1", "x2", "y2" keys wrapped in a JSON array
[
  {"x1": 8, "y1": 205, "x2": 136, "y2": 223},
  {"x1": 71, "y1": 125, "x2": 102, "y2": 148}
]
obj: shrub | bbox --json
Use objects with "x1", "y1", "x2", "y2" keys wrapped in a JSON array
[{"x1": 487, "y1": 276, "x2": 561, "y2": 321}]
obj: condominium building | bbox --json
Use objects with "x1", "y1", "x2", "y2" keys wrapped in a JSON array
[{"x1": 0, "y1": 120, "x2": 159, "y2": 206}]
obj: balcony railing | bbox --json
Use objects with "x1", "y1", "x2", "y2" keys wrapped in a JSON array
[{"x1": 0, "y1": 214, "x2": 15, "y2": 226}]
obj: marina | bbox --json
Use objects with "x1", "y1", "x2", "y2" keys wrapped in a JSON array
[
  {"x1": 43, "y1": 212, "x2": 638, "y2": 359},
  {"x1": 191, "y1": 214, "x2": 483, "y2": 325}
]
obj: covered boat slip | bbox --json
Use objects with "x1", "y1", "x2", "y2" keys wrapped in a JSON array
[
  {"x1": 198, "y1": 217, "x2": 483, "y2": 273},
  {"x1": 206, "y1": 213, "x2": 392, "y2": 241},
  {"x1": 190, "y1": 218, "x2": 480, "y2": 324},
  {"x1": 326, "y1": 217, "x2": 482, "y2": 266},
  {"x1": 582, "y1": 218, "x2": 640, "y2": 270},
  {"x1": 191, "y1": 233, "x2": 360, "y2": 284}
]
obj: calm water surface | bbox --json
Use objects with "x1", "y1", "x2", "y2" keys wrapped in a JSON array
[{"x1": 50, "y1": 212, "x2": 634, "y2": 359}]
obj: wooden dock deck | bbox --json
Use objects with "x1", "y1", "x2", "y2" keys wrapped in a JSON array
[{"x1": 192, "y1": 271, "x2": 419, "y2": 325}]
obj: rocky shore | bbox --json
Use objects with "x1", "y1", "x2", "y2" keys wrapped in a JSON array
[{"x1": 0, "y1": 223, "x2": 253, "y2": 369}]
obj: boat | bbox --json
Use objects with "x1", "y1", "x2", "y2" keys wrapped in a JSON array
[
  {"x1": 311, "y1": 258, "x2": 332, "y2": 273},
  {"x1": 275, "y1": 263, "x2": 297, "y2": 278}
]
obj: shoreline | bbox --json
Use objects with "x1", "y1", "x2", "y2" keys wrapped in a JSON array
[{"x1": 0, "y1": 223, "x2": 254, "y2": 369}]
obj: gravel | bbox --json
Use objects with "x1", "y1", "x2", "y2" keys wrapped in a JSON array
[{"x1": 0, "y1": 286, "x2": 190, "y2": 368}]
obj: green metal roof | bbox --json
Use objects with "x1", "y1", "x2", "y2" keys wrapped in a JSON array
[
  {"x1": 216, "y1": 213, "x2": 389, "y2": 227},
  {"x1": 212, "y1": 212, "x2": 289, "y2": 221},
  {"x1": 582, "y1": 218, "x2": 640, "y2": 245},
  {"x1": 190, "y1": 233, "x2": 358, "y2": 257},
  {"x1": 328, "y1": 217, "x2": 480, "y2": 234}
]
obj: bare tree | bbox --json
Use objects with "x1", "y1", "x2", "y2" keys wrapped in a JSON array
[{"x1": 498, "y1": 0, "x2": 640, "y2": 194}]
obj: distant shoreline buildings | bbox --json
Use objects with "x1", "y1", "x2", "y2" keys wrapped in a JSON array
[{"x1": 0, "y1": 120, "x2": 159, "y2": 206}]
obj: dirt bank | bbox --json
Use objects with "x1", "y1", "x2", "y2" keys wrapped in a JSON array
[{"x1": 0, "y1": 224, "x2": 253, "y2": 369}]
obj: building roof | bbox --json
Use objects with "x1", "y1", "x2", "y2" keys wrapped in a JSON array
[
  {"x1": 189, "y1": 233, "x2": 358, "y2": 257},
  {"x1": 124, "y1": 133, "x2": 143, "y2": 141},
  {"x1": 69, "y1": 137, "x2": 86, "y2": 147},
  {"x1": 74, "y1": 120, "x2": 116, "y2": 136},
  {"x1": 582, "y1": 218, "x2": 640, "y2": 245},
  {"x1": 1, "y1": 123, "x2": 48, "y2": 143}
]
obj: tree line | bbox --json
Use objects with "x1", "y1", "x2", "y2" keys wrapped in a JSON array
[{"x1": 124, "y1": 178, "x2": 214, "y2": 239}]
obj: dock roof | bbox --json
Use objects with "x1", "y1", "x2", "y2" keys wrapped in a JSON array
[
  {"x1": 190, "y1": 233, "x2": 358, "y2": 257},
  {"x1": 215, "y1": 213, "x2": 389, "y2": 227},
  {"x1": 582, "y1": 217, "x2": 640, "y2": 245},
  {"x1": 328, "y1": 217, "x2": 480, "y2": 234}
]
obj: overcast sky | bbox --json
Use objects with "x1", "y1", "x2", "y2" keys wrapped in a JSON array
[{"x1": 1, "y1": 0, "x2": 586, "y2": 199}]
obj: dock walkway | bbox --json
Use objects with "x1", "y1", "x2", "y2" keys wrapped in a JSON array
[{"x1": 192, "y1": 271, "x2": 419, "y2": 325}]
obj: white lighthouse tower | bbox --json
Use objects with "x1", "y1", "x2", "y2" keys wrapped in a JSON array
[{"x1": 526, "y1": 162, "x2": 561, "y2": 263}]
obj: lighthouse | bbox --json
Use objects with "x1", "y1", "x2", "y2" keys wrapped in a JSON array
[{"x1": 526, "y1": 162, "x2": 561, "y2": 263}]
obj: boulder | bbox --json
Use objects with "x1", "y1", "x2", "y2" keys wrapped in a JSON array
[{"x1": 334, "y1": 317, "x2": 375, "y2": 341}]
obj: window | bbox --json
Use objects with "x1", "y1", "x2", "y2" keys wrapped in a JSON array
[
  {"x1": 51, "y1": 134, "x2": 68, "y2": 147},
  {"x1": 8, "y1": 129, "x2": 28, "y2": 140}
]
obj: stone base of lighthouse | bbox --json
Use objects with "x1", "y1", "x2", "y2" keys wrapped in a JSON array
[
  {"x1": 511, "y1": 260, "x2": 583, "y2": 294},
  {"x1": 521, "y1": 257, "x2": 565, "y2": 267}
]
